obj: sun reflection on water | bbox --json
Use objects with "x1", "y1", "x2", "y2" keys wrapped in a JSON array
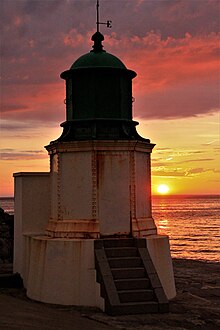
[{"x1": 152, "y1": 195, "x2": 220, "y2": 262}]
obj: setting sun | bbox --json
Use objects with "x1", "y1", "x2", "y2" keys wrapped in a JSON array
[{"x1": 157, "y1": 184, "x2": 170, "y2": 195}]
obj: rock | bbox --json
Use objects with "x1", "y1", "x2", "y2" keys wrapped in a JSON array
[
  {"x1": 0, "y1": 239, "x2": 12, "y2": 260},
  {"x1": 0, "y1": 208, "x2": 14, "y2": 264}
]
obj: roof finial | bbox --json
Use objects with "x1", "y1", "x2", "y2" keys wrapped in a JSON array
[{"x1": 91, "y1": 1, "x2": 112, "y2": 53}]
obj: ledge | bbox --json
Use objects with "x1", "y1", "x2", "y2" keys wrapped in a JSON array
[{"x1": 13, "y1": 172, "x2": 49, "y2": 177}]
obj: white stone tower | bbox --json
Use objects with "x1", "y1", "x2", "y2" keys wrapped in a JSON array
[{"x1": 13, "y1": 2, "x2": 175, "y2": 314}]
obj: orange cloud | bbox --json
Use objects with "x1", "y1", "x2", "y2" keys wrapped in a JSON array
[{"x1": 103, "y1": 31, "x2": 220, "y2": 93}]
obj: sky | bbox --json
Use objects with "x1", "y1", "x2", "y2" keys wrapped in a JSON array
[{"x1": 0, "y1": 0, "x2": 220, "y2": 197}]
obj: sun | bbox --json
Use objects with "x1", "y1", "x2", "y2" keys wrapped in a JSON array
[{"x1": 157, "y1": 184, "x2": 170, "y2": 195}]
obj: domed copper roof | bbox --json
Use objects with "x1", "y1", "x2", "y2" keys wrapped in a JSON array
[{"x1": 70, "y1": 32, "x2": 126, "y2": 70}]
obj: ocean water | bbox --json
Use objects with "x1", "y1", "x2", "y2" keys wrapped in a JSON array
[
  {"x1": 0, "y1": 195, "x2": 219, "y2": 262},
  {"x1": 152, "y1": 195, "x2": 220, "y2": 263},
  {"x1": 0, "y1": 198, "x2": 14, "y2": 215}
]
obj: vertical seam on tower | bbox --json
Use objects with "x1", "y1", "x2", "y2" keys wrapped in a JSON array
[
  {"x1": 49, "y1": 154, "x2": 52, "y2": 221},
  {"x1": 130, "y1": 151, "x2": 136, "y2": 219},
  {"x1": 57, "y1": 153, "x2": 61, "y2": 221},
  {"x1": 92, "y1": 150, "x2": 97, "y2": 220},
  {"x1": 148, "y1": 155, "x2": 152, "y2": 217}
]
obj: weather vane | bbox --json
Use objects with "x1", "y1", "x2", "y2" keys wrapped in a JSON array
[{"x1": 96, "y1": 0, "x2": 112, "y2": 32}]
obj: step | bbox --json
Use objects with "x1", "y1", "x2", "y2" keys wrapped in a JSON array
[
  {"x1": 107, "y1": 301, "x2": 159, "y2": 316},
  {"x1": 115, "y1": 278, "x2": 150, "y2": 291},
  {"x1": 105, "y1": 247, "x2": 138, "y2": 258},
  {"x1": 119, "y1": 289, "x2": 154, "y2": 303},
  {"x1": 112, "y1": 267, "x2": 146, "y2": 279},
  {"x1": 103, "y1": 239, "x2": 134, "y2": 248},
  {"x1": 108, "y1": 257, "x2": 142, "y2": 269}
]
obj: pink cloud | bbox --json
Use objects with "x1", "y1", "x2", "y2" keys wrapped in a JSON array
[
  {"x1": 110, "y1": 31, "x2": 220, "y2": 91},
  {"x1": 1, "y1": 0, "x2": 219, "y2": 124},
  {"x1": 104, "y1": 31, "x2": 219, "y2": 118}
]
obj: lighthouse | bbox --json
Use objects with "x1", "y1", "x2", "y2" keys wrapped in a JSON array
[{"x1": 13, "y1": 1, "x2": 175, "y2": 315}]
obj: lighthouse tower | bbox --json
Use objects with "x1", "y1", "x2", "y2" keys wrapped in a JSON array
[
  {"x1": 46, "y1": 30, "x2": 156, "y2": 239},
  {"x1": 13, "y1": 3, "x2": 175, "y2": 315}
]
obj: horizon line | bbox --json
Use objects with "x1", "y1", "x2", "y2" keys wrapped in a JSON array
[{"x1": 0, "y1": 194, "x2": 220, "y2": 199}]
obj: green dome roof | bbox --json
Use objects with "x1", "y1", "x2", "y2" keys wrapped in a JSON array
[
  {"x1": 70, "y1": 51, "x2": 126, "y2": 70},
  {"x1": 69, "y1": 31, "x2": 126, "y2": 70}
]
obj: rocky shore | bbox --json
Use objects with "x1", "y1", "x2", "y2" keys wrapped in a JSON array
[{"x1": 0, "y1": 208, "x2": 13, "y2": 265}]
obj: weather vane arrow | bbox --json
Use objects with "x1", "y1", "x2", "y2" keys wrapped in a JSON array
[{"x1": 96, "y1": 0, "x2": 112, "y2": 32}]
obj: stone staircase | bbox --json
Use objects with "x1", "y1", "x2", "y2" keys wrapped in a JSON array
[{"x1": 94, "y1": 238, "x2": 169, "y2": 315}]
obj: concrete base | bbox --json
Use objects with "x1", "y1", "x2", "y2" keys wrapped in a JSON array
[
  {"x1": 24, "y1": 235, "x2": 104, "y2": 309},
  {"x1": 146, "y1": 235, "x2": 176, "y2": 299},
  {"x1": 22, "y1": 234, "x2": 175, "y2": 308}
]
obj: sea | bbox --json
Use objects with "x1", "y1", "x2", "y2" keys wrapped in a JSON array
[{"x1": 0, "y1": 195, "x2": 219, "y2": 263}]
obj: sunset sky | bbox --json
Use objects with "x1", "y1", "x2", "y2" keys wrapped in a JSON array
[{"x1": 1, "y1": 0, "x2": 219, "y2": 197}]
